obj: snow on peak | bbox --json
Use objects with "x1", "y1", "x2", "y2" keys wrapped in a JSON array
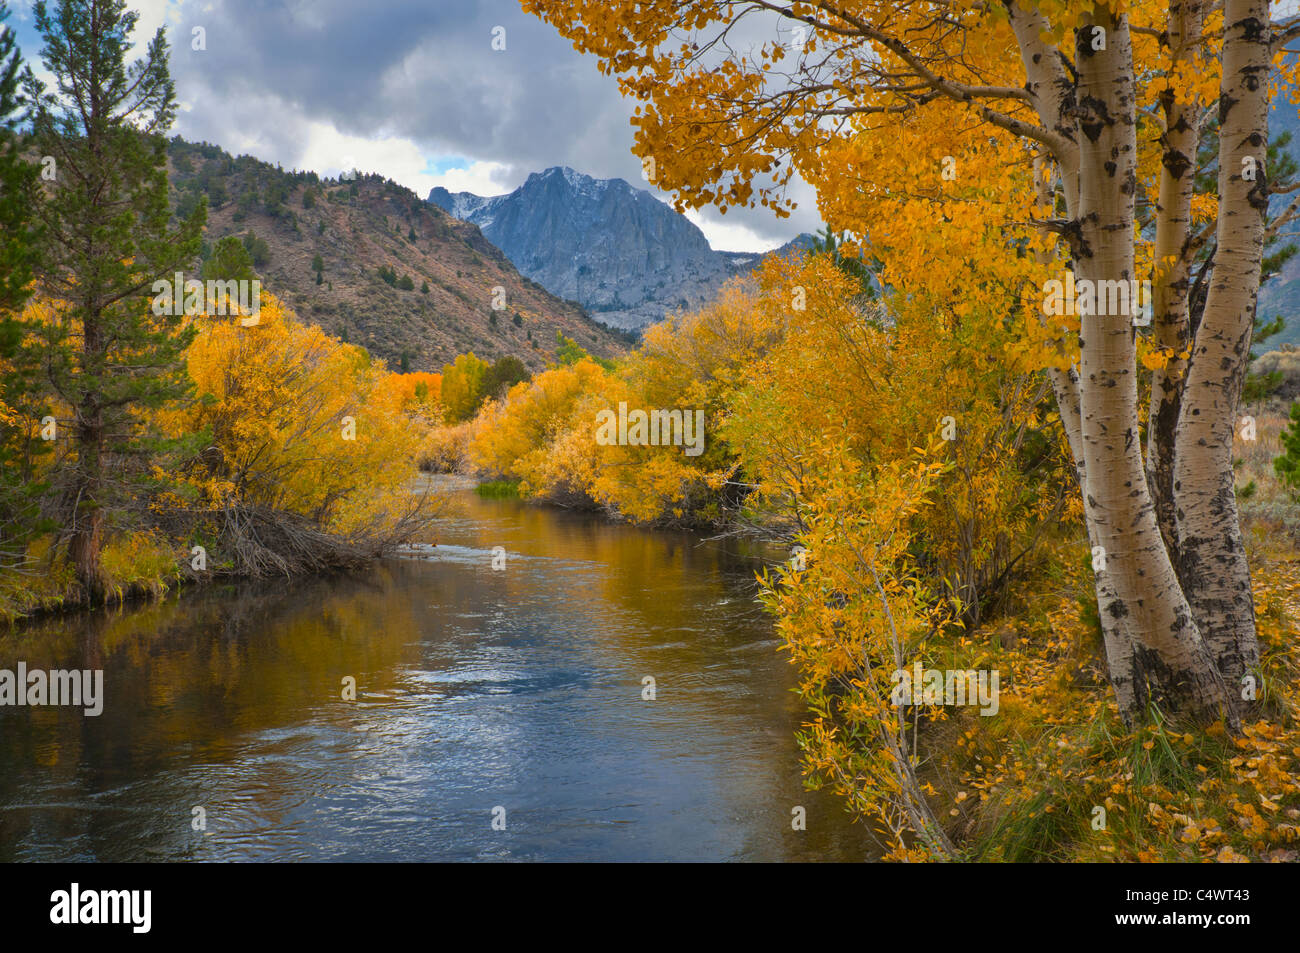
[{"x1": 534, "y1": 165, "x2": 614, "y2": 198}]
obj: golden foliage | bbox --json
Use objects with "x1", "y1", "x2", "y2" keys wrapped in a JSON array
[{"x1": 156, "y1": 293, "x2": 428, "y2": 536}]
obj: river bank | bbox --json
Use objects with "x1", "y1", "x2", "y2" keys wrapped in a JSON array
[{"x1": 0, "y1": 475, "x2": 448, "y2": 627}]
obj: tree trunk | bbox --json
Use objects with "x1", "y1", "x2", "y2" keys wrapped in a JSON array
[
  {"x1": 71, "y1": 307, "x2": 105, "y2": 602},
  {"x1": 68, "y1": 488, "x2": 104, "y2": 601},
  {"x1": 1170, "y1": 0, "x2": 1266, "y2": 689},
  {"x1": 1049, "y1": 366, "x2": 1141, "y2": 714},
  {"x1": 1147, "y1": 0, "x2": 1206, "y2": 568},
  {"x1": 1071, "y1": 10, "x2": 1232, "y2": 723},
  {"x1": 1030, "y1": 153, "x2": 1140, "y2": 713}
]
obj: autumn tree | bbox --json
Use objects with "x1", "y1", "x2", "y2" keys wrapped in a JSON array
[
  {"x1": 522, "y1": 0, "x2": 1300, "y2": 725},
  {"x1": 22, "y1": 0, "x2": 205, "y2": 599},
  {"x1": 440, "y1": 352, "x2": 490, "y2": 422},
  {"x1": 154, "y1": 294, "x2": 435, "y2": 575}
]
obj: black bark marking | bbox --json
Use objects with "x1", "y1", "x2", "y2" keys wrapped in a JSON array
[
  {"x1": 1162, "y1": 147, "x2": 1192, "y2": 178},
  {"x1": 1239, "y1": 16, "x2": 1266, "y2": 43},
  {"x1": 1219, "y1": 92, "x2": 1238, "y2": 125},
  {"x1": 1077, "y1": 25, "x2": 1106, "y2": 60},
  {"x1": 1077, "y1": 95, "x2": 1111, "y2": 143},
  {"x1": 1060, "y1": 218, "x2": 1092, "y2": 261}
]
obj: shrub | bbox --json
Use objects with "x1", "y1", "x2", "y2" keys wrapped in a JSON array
[{"x1": 1275, "y1": 401, "x2": 1300, "y2": 498}]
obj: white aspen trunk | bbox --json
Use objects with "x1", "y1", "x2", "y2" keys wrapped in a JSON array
[
  {"x1": 1030, "y1": 152, "x2": 1140, "y2": 714},
  {"x1": 1069, "y1": 10, "x2": 1231, "y2": 721},
  {"x1": 1049, "y1": 366, "x2": 1141, "y2": 715},
  {"x1": 1171, "y1": 0, "x2": 1266, "y2": 690},
  {"x1": 1007, "y1": 2, "x2": 1233, "y2": 722},
  {"x1": 1147, "y1": 0, "x2": 1206, "y2": 566}
]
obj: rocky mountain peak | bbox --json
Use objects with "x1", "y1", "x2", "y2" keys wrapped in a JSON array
[{"x1": 428, "y1": 166, "x2": 810, "y2": 329}]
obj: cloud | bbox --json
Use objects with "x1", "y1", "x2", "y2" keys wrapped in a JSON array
[
  {"x1": 427, "y1": 160, "x2": 514, "y2": 197},
  {"x1": 13, "y1": 0, "x2": 820, "y2": 245},
  {"x1": 685, "y1": 210, "x2": 783, "y2": 254}
]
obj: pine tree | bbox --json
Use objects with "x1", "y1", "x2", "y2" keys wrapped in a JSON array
[
  {"x1": 0, "y1": 1, "x2": 49, "y2": 570},
  {"x1": 203, "y1": 236, "x2": 257, "y2": 283},
  {"x1": 0, "y1": 0, "x2": 37, "y2": 314},
  {"x1": 22, "y1": 0, "x2": 206, "y2": 600},
  {"x1": 1276, "y1": 402, "x2": 1300, "y2": 498}
]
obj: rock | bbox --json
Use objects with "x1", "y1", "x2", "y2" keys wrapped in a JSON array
[{"x1": 430, "y1": 167, "x2": 816, "y2": 331}]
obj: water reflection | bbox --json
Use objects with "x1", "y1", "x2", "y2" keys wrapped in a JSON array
[{"x1": 0, "y1": 488, "x2": 872, "y2": 861}]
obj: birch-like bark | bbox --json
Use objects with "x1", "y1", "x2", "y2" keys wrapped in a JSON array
[
  {"x1": 1049, "y1": 365, "x2": 1140, "y2": 714},
  {"x1": 1171, "y1": 0, "x2": 1266, "y2": 689},
  {"x1": 1005, "y1": 2, "x2": 1232, "y2": 722},
  {"x1": 1029, "y1": 151, "x2": 1139, "y2": 714},
  {"x1": 1147, "y1": 0, "x2": 1206, "y2": 566},
  {"x1": 1008, "y1": 3, "x2": 1079, "y2": 207},
  {"x1": 1068, "y1": 9, "x2": 1230, "y2": 721}
]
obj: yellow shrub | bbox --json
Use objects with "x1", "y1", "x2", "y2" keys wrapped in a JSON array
[{"x1": 156, "y1": 294, "x2": 429, "y2": 535}]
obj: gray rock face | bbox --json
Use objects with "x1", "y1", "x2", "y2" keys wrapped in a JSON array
[
  {"x1": 429, "y1": 167, "x2": 813, "y2": 330},
  {"x1": 1254, "y1": 90, "x2": 1300, "y2": 350}
]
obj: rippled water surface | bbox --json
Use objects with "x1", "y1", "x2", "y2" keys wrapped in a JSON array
[{"x1": 0, "y1": 485, "x2": 871, "y2": 861}]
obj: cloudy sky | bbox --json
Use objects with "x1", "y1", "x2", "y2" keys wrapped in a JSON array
[{"x1": 7, "y1": 0, "x2": 821, "y2": 251}]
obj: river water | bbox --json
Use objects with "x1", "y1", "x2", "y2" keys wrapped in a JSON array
[{"x1": 0, "y1": 483, "x2": 871, "y2": 861}]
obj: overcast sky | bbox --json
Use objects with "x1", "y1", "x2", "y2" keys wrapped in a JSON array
[{"x1": 7, "y1": 0, "x2": 820, "y2": 251}]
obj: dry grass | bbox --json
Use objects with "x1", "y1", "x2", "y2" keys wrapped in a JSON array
[
  {"x1": 1252, "y1": 346, "x2": 1300, "y2": 401},
  {"x1": 1236, "y1": 402, "x2": 1300, "y2": 538}
]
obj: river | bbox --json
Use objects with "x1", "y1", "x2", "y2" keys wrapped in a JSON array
[{"x1": 0, "y1": 482, "x2": 871, "y2": 861}]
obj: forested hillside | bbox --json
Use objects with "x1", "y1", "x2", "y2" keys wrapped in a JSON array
[{"x1": 167, "y1": 139, "x2": 630, "y2": 371}]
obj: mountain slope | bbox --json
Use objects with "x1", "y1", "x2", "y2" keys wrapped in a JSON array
[
  {"x1": 1256, "y1": 87, "x2": 1300, "y2": 350},
  {"x1": 430, "y1": 167, "x2": 814, "y2": 330},
  {"x1": 166, "y1": 139, "x2": 628, "y2": 372}
]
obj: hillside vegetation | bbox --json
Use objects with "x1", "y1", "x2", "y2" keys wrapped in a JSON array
[{"x1": 167, "y1": 138, "x2": 631, "y2": 372}]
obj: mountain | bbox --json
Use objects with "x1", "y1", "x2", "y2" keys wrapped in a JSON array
[
  {"x1": 1257, "y1": 86, "x2": 1300, "y2": 350},
  {"x1": 164, "y1": 139, "x2": 629, "y2": 372},
  {"x1": 429, "y1": 167, "x2": 815, "y2": 330}
]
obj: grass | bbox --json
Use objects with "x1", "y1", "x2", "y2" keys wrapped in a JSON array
[
  {"x1": 0, "y1": 530, "x2": 183, "y2": 624},
  {"x1": 1236, "y1": 401, "x2": 1299, "y2": 537},
  {"x1": 99, "y1": 530, "x2": 183, "y2": 605},
  {"x1": 941, "y1": 525, "x2": 1300, "y2": 863},
  {"x1": 474, "y1": 479, "x2": 522, "y2": 500}
]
